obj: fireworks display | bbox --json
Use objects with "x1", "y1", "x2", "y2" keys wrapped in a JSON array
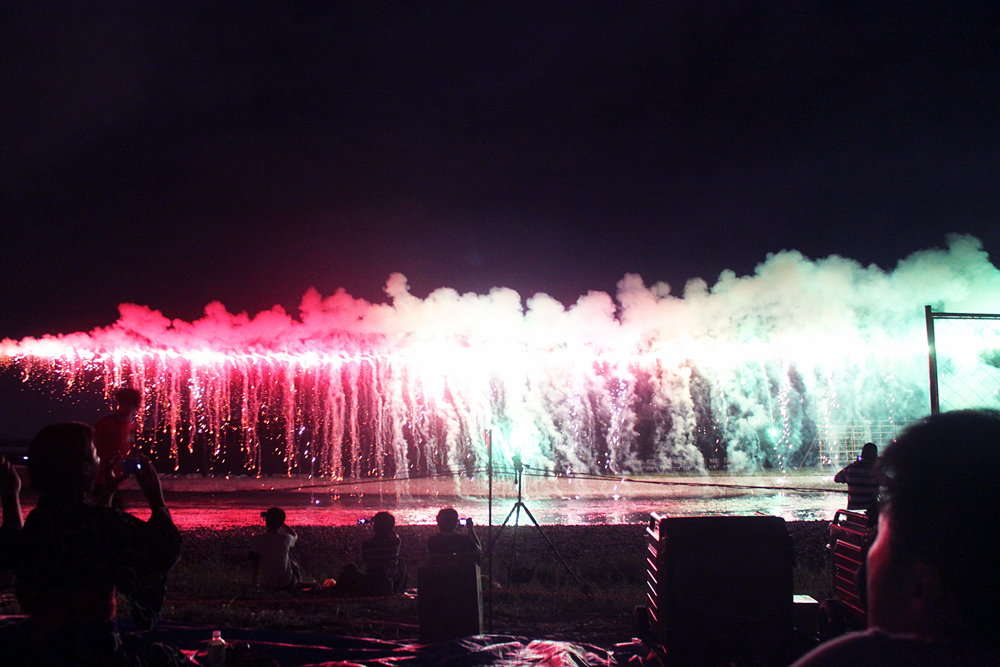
[{"x1": 3, "y1": 236, "x2": 1000, "y2": 478}]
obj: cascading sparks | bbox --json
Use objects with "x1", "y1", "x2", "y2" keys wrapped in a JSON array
[{"x1": 3, "y1": 235, "x2": 1000, "y2": 478}]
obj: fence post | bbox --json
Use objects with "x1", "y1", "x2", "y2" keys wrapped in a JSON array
[{"x1": 925, "y1": 305, "x2": 940, "y2": 415}]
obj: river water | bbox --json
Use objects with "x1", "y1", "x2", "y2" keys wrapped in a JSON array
[{"x1": 87, "y1": 470, "x2": 848, "y2": 528}]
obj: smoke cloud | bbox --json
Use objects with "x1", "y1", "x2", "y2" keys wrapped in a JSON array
[{"x1": 3, "y1": 234, "x2": 999, "y2": 477}]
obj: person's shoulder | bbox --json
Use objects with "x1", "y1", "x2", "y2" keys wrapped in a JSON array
[
  {"x1": 252, "y1": 531, "x2": 294, "y2": 546},
  {"x1": 362, "y1": 534, "x2": 392, "y2": 548},
  {"x1": 373, "y1": 532, "x2": 399, "y2": 546},
  {"x1": 792, "y1": 630, "x2": 898, "y2": 667},
  {"x1": 791, "y1": 629, "x2": 994, "y2": 667},
  {"x1": 28, "y1": 496, "x2": 96, "y2": 518},
  {"x1": 95, "y1": 412, "x2": 126, "y2": 427},
  {"x1": 426, "y1": 532, "x2": 454, "y2": 548}
]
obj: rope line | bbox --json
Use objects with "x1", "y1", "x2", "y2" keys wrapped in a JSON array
[{"x1": 273, "y1": 466, "x2": 841, "y2": 496}]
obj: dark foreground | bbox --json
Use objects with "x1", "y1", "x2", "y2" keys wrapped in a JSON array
[
  {"x1": 0, "y1": 521, "x2": 832, "y2": 665},
  {"x1": 165, "y1": 521, "x2": 831, "y2": 648}
]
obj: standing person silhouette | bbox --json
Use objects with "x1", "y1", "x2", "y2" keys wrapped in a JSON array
[
  {"x1": 93, "y1": 387, "x2": 142, "y2": 488},
  {"x1": 834, "y1": 442, "x2": 881, "y2": 511}
]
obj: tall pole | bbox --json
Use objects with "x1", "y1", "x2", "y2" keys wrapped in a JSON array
[
  {"x1": 486, "y1": 429, "x2": 493, "y2": 632},
  {"x1": 925, "y1": 305, "x2": 940, "y2": 414}
]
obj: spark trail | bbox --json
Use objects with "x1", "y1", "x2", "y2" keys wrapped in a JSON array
[{"x1": 3, "y1": 235, "x2": 1000, "y2": 477}]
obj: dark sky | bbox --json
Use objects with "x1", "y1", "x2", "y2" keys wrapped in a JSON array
[{"x1": 2, "y1": 1, "x2": 999, "y2": 341}]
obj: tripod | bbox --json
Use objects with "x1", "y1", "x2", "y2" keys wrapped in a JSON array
[{"x1": 487, "y1": 455, "x2": 584, "y2": 590}]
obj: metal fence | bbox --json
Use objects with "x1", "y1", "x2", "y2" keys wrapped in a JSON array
[
  {"x1": 926, "y1": 306, "x2": 1000, "y2": 414},
  {"x1": 815, "y1": 420, "x2": 910, "y2": 468}
]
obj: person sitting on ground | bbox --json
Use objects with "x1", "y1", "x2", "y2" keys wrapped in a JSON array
[
  {"x1": 792, "y1": 409, "x2": 1000, "y2": 666},
  {"x1": 834, "y1": 442, "x2": 881, "y2": 511},
  {"x1": 248, "y1": 506, "x2": 301, "y2": 591},
  {"x1": 360, "y1": 511, "x2": 406, "y2": 594},
  {"x1": 427, "y1": 508, "x2": 481, "y2": 563},
  {"x1": 0, "y1": 422, "x2": 185, "y2": 666}
]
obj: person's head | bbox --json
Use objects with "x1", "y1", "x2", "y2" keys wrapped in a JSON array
[
  {"x1": 860, "y1": 442, "x2": 878, "y2": 461},
  {"x1": 28, "y1": 422, "x2": 99, "y2": 496},
  {"x1": 436, "y1": 507, "x2": 459, "y2": 532},
  {"x1": 263, "y1": 507, "x2": 286, "y2": 531},
  {"x1": 114, "y1": 387, "x2": 141, "y2": 413},
  {"x1": 372, "y1": 511, "x2": 396, "y2": 535},
  {"x1": 867, "y1": 409, "x2": 1000, "y2": 643}
]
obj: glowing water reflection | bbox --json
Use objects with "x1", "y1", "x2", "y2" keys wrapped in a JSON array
[{"x1": 111, "y1": 473, "x2": 847, "y2": 528}]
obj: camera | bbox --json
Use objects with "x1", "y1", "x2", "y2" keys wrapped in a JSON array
[
  {"x1": 358, "y1": 518, "x2": 369, "y2": 525},
  {"x1": 260, "y1": 511, "x2": 268, "y2": 519},
  {"x1": 459, "y1": 518, "x2": 468, "y2": 526},
  {"x1": 121, "y1": 458, "x2": 141, "y2": 475}
]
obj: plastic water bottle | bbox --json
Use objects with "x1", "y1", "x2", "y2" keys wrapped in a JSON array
[{"x1": 207, "y1": 629, "x2": 227, "y2": 666}]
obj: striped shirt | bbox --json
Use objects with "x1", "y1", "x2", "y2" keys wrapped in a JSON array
[{"x1": 834, "y1": 459, "x2": 880, "y2": 510}]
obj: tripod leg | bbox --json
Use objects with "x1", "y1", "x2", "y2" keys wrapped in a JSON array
[
  {"x1": 519, "y1": 504, "x2": 586, "y2": 590},
  {"x1": 508, "y1": 502, "x2": 523, "y2": 587},
  {"x1": 486, "y1": 503, "x2": 521, "y2": 555}
]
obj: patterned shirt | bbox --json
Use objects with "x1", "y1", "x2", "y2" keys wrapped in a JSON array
[
  {"x1": 361, "y1": 532, "x2": 401, "y2": 578},
  {"x1": 834, "y1": 459, "x2": 881, "y2": 510}
]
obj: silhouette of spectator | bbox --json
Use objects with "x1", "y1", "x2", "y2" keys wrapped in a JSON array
[
  {"x1": 0, "y1": 422, "x2": 184, "y2": 666},
  {"x1": 360, "y1": 511, "x2": 406, "y2": 594},
  {"x1": 792, "y1": 410, "x2": 1000, "y2": 666},
  {"x1": 249, "y1": 506, "x2": 301, "y2": 591},
  {"x1": 93, "y1": 387, "x2": 141, "y2": 488},
  {"x1": 427, "y1": 508, "x2": 481, "y2": 563},
  {"x1": 0, "y1": 454, "x2": 23, "y2": 576},
  {"x1": 834, "y1": 442, "x2": 881, "y2": 510}
]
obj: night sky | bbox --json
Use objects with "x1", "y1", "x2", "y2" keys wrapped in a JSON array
[{"x1": 2, "y1": 2, "x2": 999, "y2": 436}]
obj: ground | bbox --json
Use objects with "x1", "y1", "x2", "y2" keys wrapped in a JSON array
[{"x1": 159, "y1": 521, "x2": 832, "y2": 646}]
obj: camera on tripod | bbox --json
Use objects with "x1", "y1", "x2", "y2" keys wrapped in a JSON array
[{"x1": 486, "y1": 450, "x2": 584, "y2": 591}]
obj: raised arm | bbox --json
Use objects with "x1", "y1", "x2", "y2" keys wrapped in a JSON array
[
  {"x1": 0, "y1": 455, "x2": 24, "y2": 572},
  {"x1": 0, "y1": 455, "x2": 23, "y2": 532},
  {"x1": 465, "y1": 517, "x2": 483, "y2": 563},
  {"x1": 131, "y1": 453, "x2": 182, "y2": 568}
]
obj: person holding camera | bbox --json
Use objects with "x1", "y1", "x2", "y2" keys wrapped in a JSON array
[
  {"x1": 0, "y1": 422, "x2": 184, "y2": 666},
  {"x1": 360, "y1": 511, "x2": 406, "y2": 594},
  {"x1": 427, "y1": 507, "x2": 481, "y2": 563},
  {"x1": 834, "y1": 441, "x2": 882, "y2": 511},
  {"x1": 248, "y1": 507, "x2": 301, "y2": 591}
]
